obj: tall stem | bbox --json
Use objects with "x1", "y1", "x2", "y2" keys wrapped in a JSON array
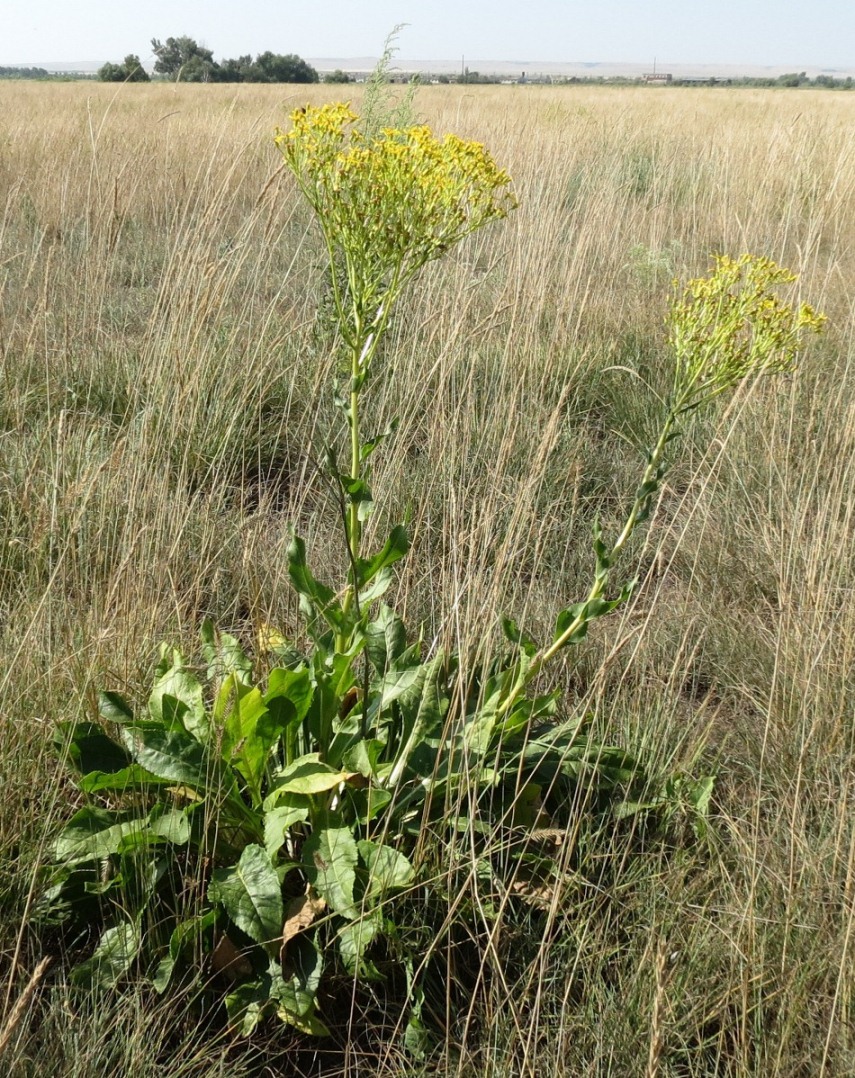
[{"x1": 497, "y1": 408, "x2": 679, "y2": 716}]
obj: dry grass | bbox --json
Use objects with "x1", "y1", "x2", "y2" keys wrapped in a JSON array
[{"x1": 1, "y1": 81, "x2": 854, "y2": 1076}]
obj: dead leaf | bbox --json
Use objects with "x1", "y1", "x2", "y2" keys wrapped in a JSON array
[
  {"x1": 211, "y1": 933, "x2": 253, "y2": 982},
  {"x1": 280, "y1": 888, "x2": 326, "y2": 964}
]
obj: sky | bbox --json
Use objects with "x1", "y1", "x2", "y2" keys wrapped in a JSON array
[{"x1": 2, "y1": 0, "x2": 854, "y2": 70}]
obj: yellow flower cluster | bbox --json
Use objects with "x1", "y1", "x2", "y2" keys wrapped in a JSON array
[
  {"x1": 275, "y1": 103, "x2": 516, "y2": 297},
  {"x1": 667, "y1": 254, "x2": 825, "y2": 409}
]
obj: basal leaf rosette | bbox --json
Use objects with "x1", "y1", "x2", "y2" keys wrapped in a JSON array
[
  {"x1": 667, "y1": 253, "x2": 825, "y2": 412},
  {"x1": 275, "y1": 103, "x2": 516, "y2": 295}
]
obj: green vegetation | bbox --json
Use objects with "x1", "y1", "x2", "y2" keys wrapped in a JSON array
[
  {"x1": 0, "y1": 81, "x2": 851, "y2": 1076},
  {"x1": 0, "y1": 66, "x2": 50, "y2": 79},
  {"x1": 150, "y1": 36, "x2": 317, "y2": 83},
  {"x1": 98, "y1": 55, "x2": 150, "y2": 83}
]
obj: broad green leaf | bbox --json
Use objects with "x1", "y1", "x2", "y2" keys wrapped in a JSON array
[
  {"x1": 338, "y1": 912, "x2": 381, "y2": 974},
  {"x1": 276, "y1": 1007, "x2": 331, "y2": 1037},
  {"x1": 270, "y1": 936, "x2": 324, "y2": 1020},
  {"x1": 371, "y1": 664, "x2": 427, "y2": 714},
  {"x1": 287, "y1": 533, "x2": 351, "y2": 636},
  {"x1": 264, "y1": 800, "x2": 310, "y2": 860},
  {"x1": 403, "y1": 959, "x2": 429, "y2": 1060},
  {"x1": 78, "y1": 764, "x2": 171, "y2": 794},
  {"x1": 120, "y1": 722, "x2": 211, "y2": 789},
  {"x1": 358, "y1": 840, "x2": 414, "y2": 902},
  {"x1": 147, "y1": 805, "x2": 192, "y2": 845},
  {"x1": 365, "y1": 603, "x2": 408, "y2": 674},
  {"x1": 54, "y1": 807, "x2": 148, "y2": 865},
  {"x1": 149, "y1": 661, "x2": 209, "y2": 743},
  {"x1": 355, "y1": 524, "x2": 409, "y2": 588},
  {"x1": 388, "y1": 651, "x2": 449, "y2": 783},
  {"x1": 497, "y1": 689, "x2": 560, "y2": 740},
  {"x1": 689, "y1": 774, "x2": 715, "y2": 817},
  {"x1": 350, "y1": 785, "x2": 392, "y2": 825},
  {"x1": 500, "y1": 616, "x2": 537, "y2": 656},
  {"x1": 98, "y1": 691, "x2": 134, "y2": 723},
  {"x1": 357, "y1": 566, "x2": 394, "y2": 606},
  {"x1": 209, "y1": 844, "x2": 284, "y2": 947},
  {"x1": 224, "y1": 977, "x2": 271, "y2": 1037},
  {"x1": 151, "y1": 910, "x2": 216, "y2": 993},
  {"x1": 201, "y1": 618, "x2": 252, "y2": 685},
  {"x1": 221, "y1": 681, "x2": 270, "y2": 799},
  {"x1": 302, "y1": 828, "x2": 358, "y2": 918},
  {"x1": 462, "y1": 709, "x2": 497, "y2": 758},
  {"x1": 271, "y1": 754, "x2": 353, "y2": 796},
  {"x1": 71, "y1": 919, "x2": 141, "y2": 988},
  {"x1": 54, "y1": 721, "x2": 131, "y2": 776},
  {"x1": 359, "y1": 418, "x2": 399, "y2": 462},
  {"x1": 265, "y1": 667, "x2": 313, "y2": 725},
  {"x1": 341, "y1": 739, "x2": 384, "y2": 778}
]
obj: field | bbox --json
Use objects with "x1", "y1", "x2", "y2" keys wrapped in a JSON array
[{"x1": 1, "y1": 81, "x2": 854, "y2": 1076}]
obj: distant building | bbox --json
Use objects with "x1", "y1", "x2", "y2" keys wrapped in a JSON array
[{"x1": 643, "y1": 72, "x2": 673, "y2": 83}]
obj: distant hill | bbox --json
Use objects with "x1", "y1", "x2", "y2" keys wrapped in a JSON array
[
  {"x1": 7, "y1": 60, "x2": 106, "y2": 73},
  {"x1": 8, "y1": 58, "x2": 855, "y2": 80},
  {"x1": 307, "y1": 58, "x2": 855, "y2": 80}
]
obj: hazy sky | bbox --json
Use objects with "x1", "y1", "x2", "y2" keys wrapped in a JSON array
[{"x1": 3, "y1": 0, "x2": 853, "y2": 69}]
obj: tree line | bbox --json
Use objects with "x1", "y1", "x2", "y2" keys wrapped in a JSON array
[{"x1": 99, "y1": 36, "x2": 319, "y2": 83}]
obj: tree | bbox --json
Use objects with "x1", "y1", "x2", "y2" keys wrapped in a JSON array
[
  {"x1": 122, "y1": 54, "x2": 150, "y2": 82},
  {"x1": 243, "y1": 51, "x2": 318, "y2": 83},
  {"x1": 323, "y1": 69, "x2": 352, "y2": 84},
  {"x1": 98, "y1": 55, "x2": 150, "y2": 82},
  {"x1": 151, "y1": 36, "x2": 217, "y2": 81}
]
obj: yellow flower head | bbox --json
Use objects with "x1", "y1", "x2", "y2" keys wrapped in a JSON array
[
  {"x1": 274, "y1": 103, "x2": 516, "y2": 293},
  {"x1": 667, "y1": 253, "x2": 826, "y2": 409}
]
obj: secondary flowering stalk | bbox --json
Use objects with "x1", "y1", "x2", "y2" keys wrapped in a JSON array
[{"x1": 498, "y1": 254, "x2": 825, "y2": 715}]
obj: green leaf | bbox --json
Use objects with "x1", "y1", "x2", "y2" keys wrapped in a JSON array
[
  {"x1": 338, "y1": 912, "x2": 381, "y2": 974},
  {"x1": 276, "y1": 1007, "x2": 331, "y2": 1037},
  {"x1": 221, "y1": 681, "x2": 270, "y2": 800},
  {"x1": 209, "y1": 844, "x2": 284, "y2": 947},
  {"x1": 71, "y1": 919, "x2": 141, "y2": 988},
  {"x1": 288, "y1": 532, "x2": 351, "y2": 636},
  {"x1": 224, "y1": 977, "x2": 272, "y2": 1037},
  {"x1": 357, "y1": 566, "x2": 394, "y2": 606},
  {"x1": 271, "y1": 936, "x2": 324, "y2": 1021},
  {"x1": 500, "y1": 616, "x2": 537, "y2": 656},
  {"x1": 271, "y1": 754, "x2": 353, "y2": 796},
  {"x1": 78, "y1": 764, "x2": 171, "y2": 794},
  {"x1": 147, "y1": 805, "x2": 192, "y2": 845},
  {"x1": 388, "y1": 651, "x2": 449, "y2": 783},
  {"x1": 403, "y1": 959, "x2": 429, "y2": 1060},
  {"x1": 149, "y1": 659, "x2": 210, "y2": 743},
  {"x1": 358, "y1": 840, "x2": 414, "y2": 902},
  {"x1": 360, "y1": 417, "x2": 399, "y2": 462},
  {"x1": 349, "y1": 786, "x2": 392, "y2": 825},
  {"x1": 265, "y1": 667, "x2": 313, "y2": 725},
  {"x1": 98, "y1": 691, "x2": 134, "y2": 723},
  {"x1": 355, "y1": 525, "x2": 409, "y2": 588},
  {"x1": 341, "y1": 739, "x2": 384, "y2": 778},
  {"x1": 151, "y1": 910, "x2": 216, "y2": 993},
  {"x1": 54, "y1": 721, "x2": 131, "y2": 775},
  {"x1": 264, "y1": 799, "x2": 310, "y2": 860},
  {"x1": 119, "y1": 722, "x2": 211, "y2": 789},
  {"x1": 553, "y1": 602, "x2": 590, "y2": 645},
  {"x1": 54, "y1": 807, "x2": 149, "y2": 865},
  {"x1": 303, "y1": 828, "x2": 358, "y2": 918},
  {"x1": 365, "y1": 604, "x2": 408, "y2": 674},
  {"x1": 201, "y1": 618, "x2": 252, "y2": 685}
]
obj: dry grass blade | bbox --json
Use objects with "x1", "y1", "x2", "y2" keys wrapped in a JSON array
[{"x1": 0, "y1": 958, "x2": 52, "y2": 1057}]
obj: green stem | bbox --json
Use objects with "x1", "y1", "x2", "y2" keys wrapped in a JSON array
[{"x1": 498, "y1": 407, "x2": 680, "y2": 716}]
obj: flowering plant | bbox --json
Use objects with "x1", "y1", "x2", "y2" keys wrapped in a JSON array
[{"x1": 41, "y1": 103, "x2": 823, "y2": 1050}]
